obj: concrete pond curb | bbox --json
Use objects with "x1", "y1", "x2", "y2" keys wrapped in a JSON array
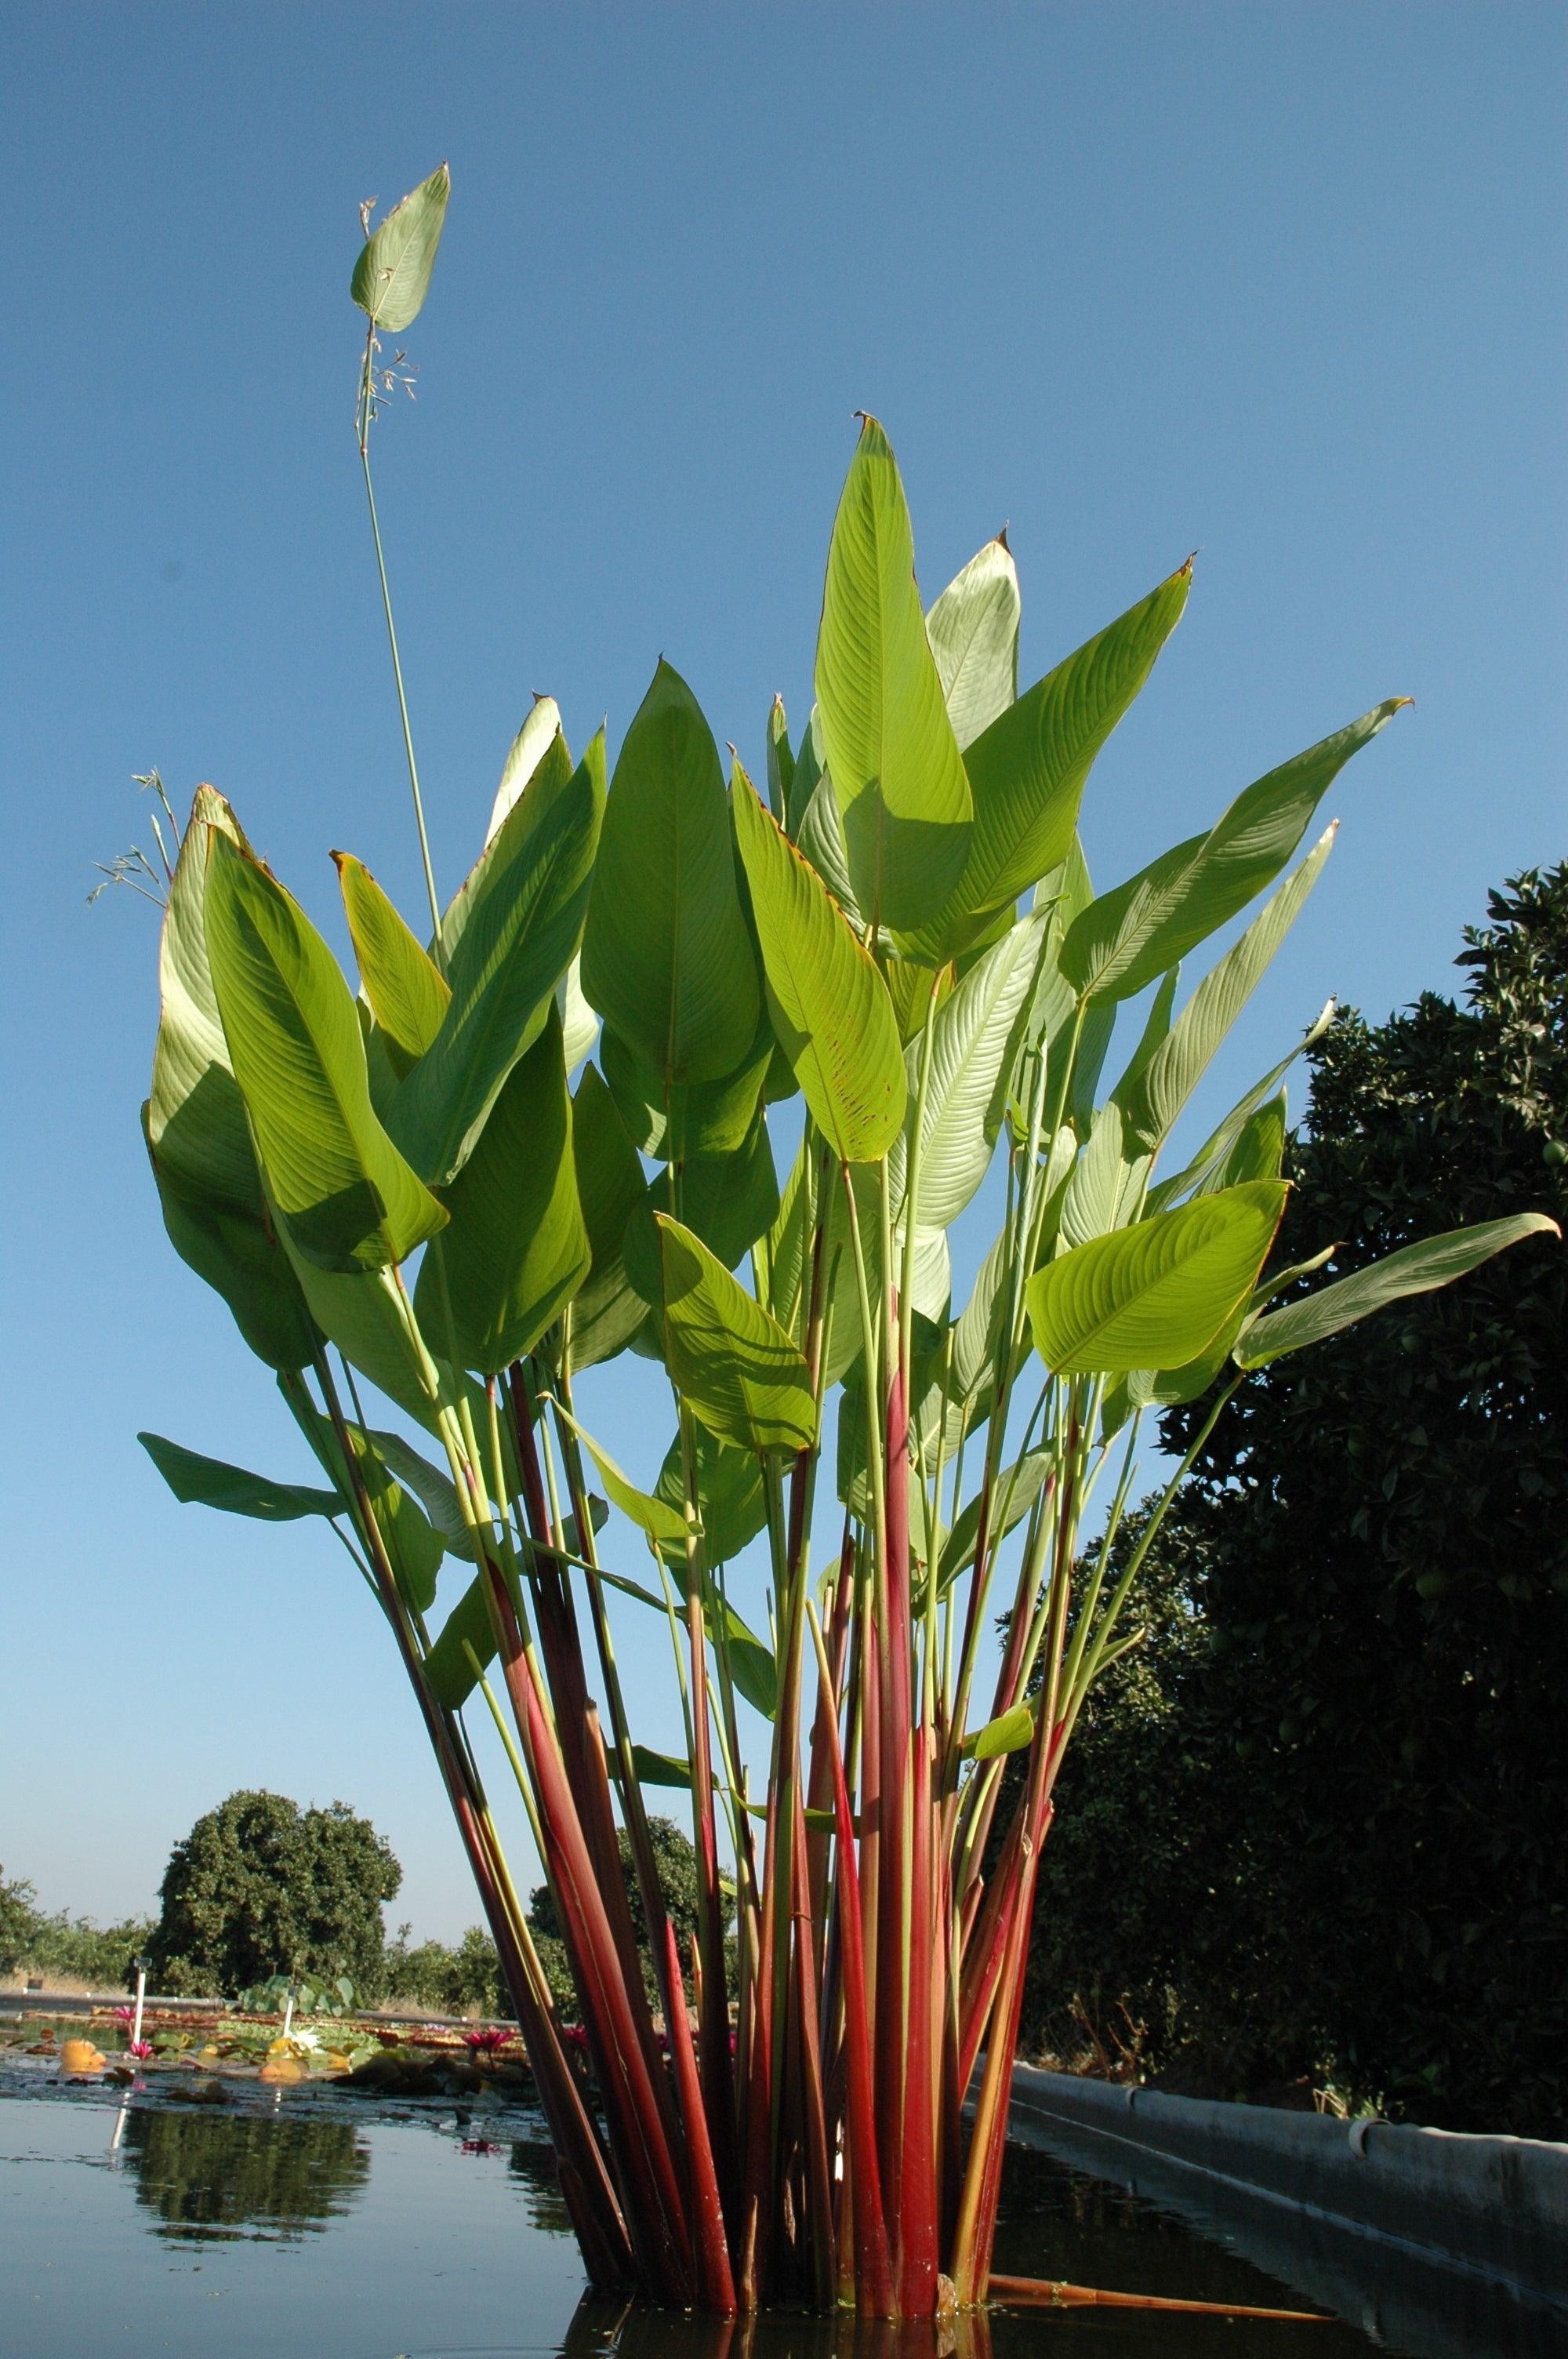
[{"x1": 1003, "y1": 2063, "x2": 1568, "y2": 2355}]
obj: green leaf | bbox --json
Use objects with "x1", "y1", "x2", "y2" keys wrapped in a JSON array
[
  {"x1": 925, "y1": 534, "x2": 1020, "y2": 751},
  {"x1": 1028, "y1": 1182, "x2": 1288, "y2": 1375},
  {"x1": 895, "y1": 912, "x2": 1044, "y2": 1232},
  {"x1": 655, "y1": 1426, "x2": 767, "y2": 1568},
  {"x1": 204, "y1": 831, "x2": 447, "y2": 1272},
  {"x1": 765, "y1": 695, "x2": 794, "y2": 823},
  {"x1": 350, "y1": 163, "x2": 450, "y2": 333},
  {"x1": 656, "y1": 1215, "x2": 817, "y2": 1454},
  {"x1": 486, "y1": 696, "x2": 564, "y2": 848},
  {"x1": 731, "y1": 762, "x2": 906, "y2": 1161},
  {"x1": 706, "y1": 1584, "x2": 778, "y2": 1720},
  {"x1": 550, "y1": 1405, "x2": 691, "y2": 1548},
  {"x1": 413, "y1": 1005, "x2": 590, "y2": 1373},
  {"x1": 556, "y1": 955, "x2": 599, "y2": 1074},
  {"x1": 815, "y1": 416, "x2": 973, "y2": 933},
  {"x1": 916, "y1": 564, "x2": 1190, "y2": 958},
  {"x1": 794, "y1": 769, "x2": 862, "y2": 927},
  {"x1": 601, "y1": 1013, "x2": 772, "y2": 1162},
  {"x1": 390, "y1": 732, "x2": 604, "y2": 1183},
  {"x1": 334, "y1": 852, "x2": 450, "y2": 1074},
  {"x1": 149, "y1": 787, "x2": 264, "y2": 1216},
  {"x1": 423, "y1": 1571, "x2": 496, "y2": 1710},
  {"x1": 628, "y1": 1745, "x2": 696, "y2": 1794},
  {"x1": 960, "y1": 1701, "x2": 1035, "y2": 1761},
  {"x1": 278, "y1": 1257, "x2": 441, "y2": 1432},
  {"x1": 939, "y1": 1450, "x2": 1053, "y2": 1593},
  {"x1": 147, "y1": 1124, "x2": 320, "y2": 1372},
  {"x1": 1233, "y1": 1212, "x2": 1560, "y2": 1369},
  {"x1": 363, "y1": 1428, "x2": 480, "y2": 1563},
  {"x1": 1145, "y1": 1001, "x2": 1335, "y2": 1214},
  {"x1": 445, "y1": 727, "x2": 575, "y2": 961},
  {"x1": 139, "y1": 1433, "x2": 341, "y2": 1522},
  {"x1": 1116, "y1": 828, "x2": 1335, "y2": 1152},
  {"x1": 580, "y1": 660, "x2": 760, "y2": 1086},
  {"x1": 568, "y1": 1063, "x2": 649, "y2": 1370},
  {"x1": 622, "y1": 1112, "x2": 779, "y2": 1310},
  {"x1": 1058, "y1": 1100, "x2": 1148, "y2": 1252},
  {"x1": 1062, "y1": 700, "x2": 1409, "y2": 1004}
]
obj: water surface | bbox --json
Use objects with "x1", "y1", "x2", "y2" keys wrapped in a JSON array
[{"x1": 0, "y1": 2056, "x2": 1558, "y2": 2359}]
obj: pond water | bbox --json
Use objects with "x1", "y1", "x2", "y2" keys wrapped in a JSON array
[{"x1": 0, "y1": 2055, "x2": 1559, "y2": 2359}]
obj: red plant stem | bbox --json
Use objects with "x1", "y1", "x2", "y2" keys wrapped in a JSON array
[
  {"x1": 898, "y1": 1716, "x2": 939, "y2": 2317},
  {"x1": 989, "y1": 2277, "x2": 1330, "y2": 2320},
  {"x1": 508, "y1": 1379, "x2": 683, "y2": 2157},
  {"x1": 661, "y1": 1918, "x2": 738, "y2": 2314},
  {"x1": 810, "y1": 1631, "x2": 895, "y2": 2317},
  {"x1": 735, "y1": 1849, "x2": 775, "y2": 2308},
  {"x1": 490, "y1": 1568, "x2": 695, "y2": 2304},
  {"x1": 874, "y1": 1354, "x2": 912, "y2": 2234},
  {"x1": 303, "y1": 1366, "x2": 634, "y2": 2287},
  {"x1": 790, "y1": 1785, "x2": 837, "y2": 2311}
]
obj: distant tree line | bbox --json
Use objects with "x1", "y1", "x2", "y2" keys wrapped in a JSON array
[{"x1": 1023, "y1": 866, "x2": 1567, "y2": 2135}]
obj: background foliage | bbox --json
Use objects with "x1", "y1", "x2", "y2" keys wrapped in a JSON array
[
  {"x1": 1024, "y1": 867, "x2": 1568, "y2": 2134},
  {"x1": 0, "y1": 1864, "x2": 151, "y2": 1990},
  {"x1": 146, "y1": 1790, "x2": 401, "y2": 2001}
]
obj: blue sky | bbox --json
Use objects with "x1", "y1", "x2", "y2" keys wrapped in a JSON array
[{"x1": 3, "y1": 3, "x2": 1563, "y2": 1943}]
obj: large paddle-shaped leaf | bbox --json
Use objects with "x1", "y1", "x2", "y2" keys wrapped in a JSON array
[
  {"x1": 204, "y1": 831, "x2": 447, "y2": 1271},
  {"x1": 581, "y1": 660, "x2": 760, "y2": 1086},
  {"x1": 656, "y1": 1216, "x2": 816, "y2": 1454},
  {"x1": 894, "y1": 912, "x2": 1044, "y2": 1232},
  {"x1": 413, "y1": 1006, "x2": 590, "y2": 1374},
  {"x1": 390, "y1": 732, "x2": 604, "y2": 1183},
  {"x1": 655, "y1": 1426, "x2": 767, "y2": 1568},
  {"x1": 1028, "y1": 1182, "x2": 1287, "y2": 1375},
  {"x1": 486, "y1": 696, "x2": 564, "y2": 847},
  {"x1": 915, "y1": 565, "x2": 1191, "y2": 961},
  {"x1": 1234, "y1": 1212, "x2": 1559, "y2": 1369},
  {"x1": 815, "y1": 416, "x2": 972, "y2": 933},
  {"x1": 149, "y1": 787, "x2": 263, "y2": 1215},
  {"x1": 350, "y1": 163, "x2": 450, "y2": 333},
  {"x1": 334, "y1": 852, "x2": 450, "y2": 1074},
  {"x1": 731, "y1": 764, "x2": 905, "y2": 1161},
  {"x1": 926, "y1": 535, "x2": 1020, "y2": 751},
  {"x1": 1062, "y1": 700, "x2": 1409, "y2": 1004},
  {"x1": 1116, "y1": 827, "x2": 1334, "y2": 1152},
  {"x1": 147, "y1": 1118, "x2": 319, "y2": 1372},
  {"x1": 569, "y1": 1063, "x2": 648, "y2": 1370},
  {"x1": 279, "y1": 1257, "x2": 447, "y2": 1433},
  {"x1": 444, "y1": 726, "x2": 575, "y2": 961},
  {"x1": 140, "y1": 1433, "x2": 341, "y2": 1522}
]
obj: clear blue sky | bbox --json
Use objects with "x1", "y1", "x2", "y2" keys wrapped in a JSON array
[{"x1": 3, "y1": 4, "x2": 1562, "y2": 1944}]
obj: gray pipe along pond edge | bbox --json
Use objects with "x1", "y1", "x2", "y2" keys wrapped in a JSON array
[{"x1": 1001, "y1": 2063, "x2": 1568, "y2": 2357}]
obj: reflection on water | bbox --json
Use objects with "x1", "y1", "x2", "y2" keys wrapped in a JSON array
[
  {"x1": 561, "y1": 2299, "x2": 999, "y2": 2359},
  {"x1": 121, "y1": 2101, "x2": 370, "y2": 2242},
  {"x1": 509, "y1": 2134, "x2": 575, "y2": 2239}
]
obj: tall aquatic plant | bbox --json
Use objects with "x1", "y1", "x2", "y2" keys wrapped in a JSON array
[{"x1": 139, "y1": 168, "x2": 1556, "y2": 2317}]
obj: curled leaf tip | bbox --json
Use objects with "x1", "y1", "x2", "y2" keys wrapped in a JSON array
[{"x1": 996, "y1": 522, "x2": 1011, "y2": 551}]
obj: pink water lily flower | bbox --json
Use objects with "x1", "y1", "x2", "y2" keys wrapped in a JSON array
[{"x1": 463, "y1": 2026, "x2": 510, "y2": 2056}]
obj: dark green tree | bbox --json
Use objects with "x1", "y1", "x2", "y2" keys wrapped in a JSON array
[
  {"x1": 146, "y1": 1790, "x2": 401, "y2": 1999},
  {"x1": 1026, "y1": 866, "x2": 1567, "y2": 2133}
]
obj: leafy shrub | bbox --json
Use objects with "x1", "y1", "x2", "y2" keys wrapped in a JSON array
[
  {"x1": 381, "y1": 1925, "x2": 506, "y2": 2018},
  {"x1": 1025, "y1": 868, "x2": 1568, "y2": 2134},
  {"x1": 0, "y1": 1866, "x2": 151, "y2": 1990},
  {"x1": 146, "y1": 1791, "x2": 401, "y2": 2001}
]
